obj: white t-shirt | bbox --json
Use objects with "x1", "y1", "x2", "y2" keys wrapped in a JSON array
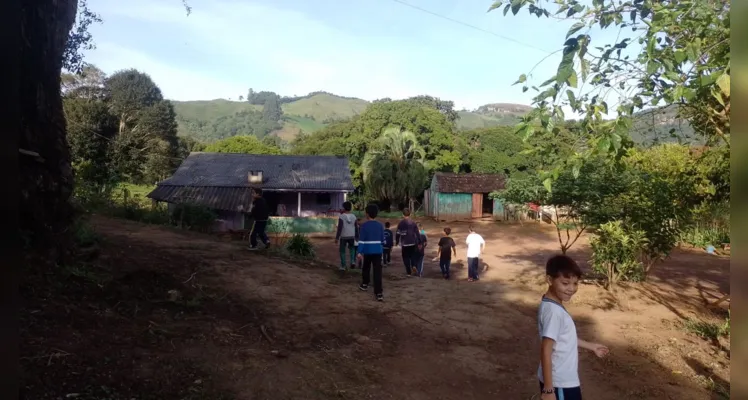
[
  {"x1": 537, "y1": 297, "x2": 580, "y2": 388},
  {"x1": 465, "y1": 233, "x2": 485, "y2": 258}
]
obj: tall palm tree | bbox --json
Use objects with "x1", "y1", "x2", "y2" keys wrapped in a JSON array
[{"x1": 362, "y1": 127, "x2": 428, "y2": 210}]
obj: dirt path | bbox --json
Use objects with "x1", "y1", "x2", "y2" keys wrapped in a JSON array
[{"x1": 23, "y1": 216, "x2": 728, "y2": 400}]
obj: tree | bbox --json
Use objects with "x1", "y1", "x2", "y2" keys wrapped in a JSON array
[
  {"x1": 63, "y1": 0, "x2": 102, "y2": 73},
  {"x1": 262, "y1": 95, "x2": 283, "y2": 125},
  {"x1": 204, "y1": 135, "x2": 283, "y2": 155},
  {"x1": 64, "y1": 97, "x2": 120, "y2": 201},
  {"x1": 105, "y1": 69, "x2": 164, "y2": 134},
  {"x1": 362, "y1": 128, "x2": 428, "y2": 209},
  {"x1": 489, "y1": 0, "x2": 730, "y2": 181},
  {"x1": 61, "y1": 64, "x2": 107, "y2": 99},
  {"x1": 495, "y1": 159, "x2": 625, "y2": 254},
  {"x1": 406, "y1": 95, "x2": 459, "y2": 123},
  {"x1": 19, "y1": 0, "x2": 79, "y2": 255}
]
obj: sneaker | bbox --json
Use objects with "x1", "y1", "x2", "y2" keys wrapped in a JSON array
[
  {"x1": 264, "y1": 242, "x2": 271, "y2": 249},
  {"x1": 359, "y1": 284, "x2": 368, "y2": 291},
  {"x1": 376, "y1": 294, "x2": 384, "y2": 302},
  {"x1": 467, "y1": 278, "x2": 474, "y2": 282},
  {"x1": 411, "y1": 266, "x2": 418, "y2": 275},
  {"x1": 247, "y1": 246, "x2": 259, "y2": 251}
]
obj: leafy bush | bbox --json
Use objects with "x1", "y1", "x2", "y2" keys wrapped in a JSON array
[
  {"x1": 285, "y1": 233, "x2": 315, "y2": 258},
  {"x1": 72, "y1": 218, "x2": 100, "y2": 247},
  {"x1": 171, "y1": 203, "x2": 217, "y2": 232},
  {"x1": 683, "y1": 316, "x2": 730, "y2": 341},
  {"x1": 590, "y1": 221, "x2": 647, "y2": 288}
]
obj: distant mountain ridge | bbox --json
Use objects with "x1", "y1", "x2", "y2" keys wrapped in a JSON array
[{"x1": 172, "y1": 92, "x2": 694, "y2": 144}]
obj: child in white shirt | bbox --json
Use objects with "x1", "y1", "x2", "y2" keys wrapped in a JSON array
[
  {"x1": 465, "y1": 225, "x2": 485, "y2": 282},
  {"x1": 538, "y1": 255, "x2": 609, "y2": 400}
]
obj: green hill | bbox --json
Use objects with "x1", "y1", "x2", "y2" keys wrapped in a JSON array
[
  {"x1": 281, "y1": 93, "x2": 369, "y2": 123},
  {"x1": 172, "y1": 94, "x2": 694, "y2": 145}
]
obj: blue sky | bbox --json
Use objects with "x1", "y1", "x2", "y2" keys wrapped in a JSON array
[{"x1": 83, "y1": 0, "x2": 619, "y2": 110}]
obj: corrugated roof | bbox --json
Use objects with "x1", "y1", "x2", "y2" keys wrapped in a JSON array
[
  {"x1": 434, "y1": 173, "x2": 506, "y2": 193},
  {"x1": 158, "y1": 152, "x2": 354, "y2": 191},
  {"x1": 147, "y1": 185, "x2": 254, "y2": 212}
]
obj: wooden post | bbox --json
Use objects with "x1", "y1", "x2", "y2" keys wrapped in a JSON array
[{"x1": 297, "y1": 192, "x2": 302, "y2": 216}]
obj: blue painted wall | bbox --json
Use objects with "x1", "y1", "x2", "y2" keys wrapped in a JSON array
[{"x1": 435, "y1": 192, "x2": 472, "y2": 221}]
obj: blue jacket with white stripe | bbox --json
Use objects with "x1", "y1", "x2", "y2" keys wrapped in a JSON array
[{"x1": 357, "y1": 220, "x2": 385, "y2": 255}]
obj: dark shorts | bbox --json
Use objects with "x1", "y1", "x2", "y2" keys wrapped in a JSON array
[{"x1": 538, "y1": 382, "x2": 582, "y2": 400}]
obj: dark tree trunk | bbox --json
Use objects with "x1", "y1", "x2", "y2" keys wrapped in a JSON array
[{"x1": 19, "y1": 0, "x2": 78, "y2": 260}]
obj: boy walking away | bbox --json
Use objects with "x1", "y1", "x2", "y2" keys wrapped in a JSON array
[
  {"x1": 415, "y1": 223, "x2": 428, "y2": 277},
  {"x1": 396, "y1": 208, "x2": 422, "y2": 277},
  {"x1": 538, "y1": 255, "x2": 609, "y2": 400},
  {"x1": 382, "y1": 222, "x2": 394, "y2": 266},
  {"x1": 335, "y1": 201, "x2": 359, "y2": 272},
  {"x1": 248, "y1": 189, "x2": 271, "y2": 250},
  {"x1": 435, "y1": 227, "x2": 456, "y2": 279},
  {"x1": 357, "y1": 204, "x2": 385, "y2": 302},
  {"x1": 465, "y1": 225, "x2": 485, "y2": 281}
]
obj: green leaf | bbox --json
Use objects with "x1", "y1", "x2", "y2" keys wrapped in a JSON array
[
  {"x1": 510, "y1": 0, "x2": 522, "y2": 15},
  {"x1": 487, "y1": 1, "x2": 503, "y2": 12},
  {"x1": 597, "y1": 137, "x2": 611, "y2": 153},
  {"x1": 566, "y1": 90, "x2": 577, "y2": 109},
  {"x1": 566, "y1": 22, "x2": 585, "y2": 39},
  {"x1": 540, "y1": 76, "x2": 556, "y2": 87},
  {"x1": 572, "y1": 164, "x2": 580, "y2": 179},
  {"x1": 522, "y1": 85, "x2": 529, "y2": 93},
  {"x1": 716, "y1": 73, "x2": 730, "y2": 97},
  {"x1": 514, "y1": 73, "x2": 527, "y2": 85},
  {"x1": 580, "y1": 59, "x2": 590, "y2": 81},
  {"x1": 503, "y1": 3, "x2": 511, "y2": 16},
  {"x1": 568, "y1": 70, "x2": 578, "y2": 88},
  {"x1": 543, "y1": 177, "x2": 553, "y2": 193},
  {"x1": 674, "y1": 50, "x2": 686, "y2": 64},
  {"x1": 646, "y1": 60, "x2": 659, "y2": 74},
  {"x1": 629, "y1": 10, "x2": 636, "y2": 22}
]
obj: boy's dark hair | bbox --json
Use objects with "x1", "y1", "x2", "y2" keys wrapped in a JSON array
[
  {"x1": 402, "y1": 208, "x2": 411, "y2": 217},
  {"x1": 546, "y1": 255, "x2": 582, "y2": 279},
  {"x1": 253, "y1": 188, "x2": 263, "y2": 196},
  {"x1": 342, "y1": 201, "x2": 352, "y2": 212},
  {"x1": 417, "y1": 222, "x2": 423, "y2": 228},
  {"x1": 365, "y1": 204, "x2": 379, "y2": 219},
  {"x1": 385, "y1": 222, "x2": 390, "y2": 228},
  {"x1": 444, "y1": 227, "x2": 451, "y2": 235},
  {"x1": 468, "y1": 225, "x2": 475, "y2": 232}
]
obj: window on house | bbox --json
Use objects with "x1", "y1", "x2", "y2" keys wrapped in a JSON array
[{"x1": 316, "y1": 193, "x2": 331, "y2": 205}]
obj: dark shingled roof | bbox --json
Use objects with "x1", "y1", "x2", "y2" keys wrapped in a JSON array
[
  {"x1": 147, "y1": 186, "x2": 254, "y2": 212},
  {"x1": 156, "y1": 152, "x2": 355, "y2": 191},
  {"x1": 433, "y1": 173, "x2": 506, "y2": 194}
]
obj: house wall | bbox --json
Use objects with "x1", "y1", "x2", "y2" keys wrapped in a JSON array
[
  {"x1": 434, "y1": 192, "x2": 473, "y2": 221},
  {"x1": 273, "y1": 192, "x2": 345, "y2": 217},
  {"x1": 267, "y1": 217, "x2": 338, "y2": 235},
  {"x1": 213, "y1": 210, "x2": 245, "y2": 231}
]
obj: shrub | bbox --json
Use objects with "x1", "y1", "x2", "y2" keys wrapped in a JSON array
[
  {"x1": 285, "y1": 233, "x2": 315, "y2": 258},
  {"x1": 683, "y1": 316, "x2": 730, "y2": 341},
  {"x1": 590, "y1": 220, "x2": 647, "y2": 288},
  {"x1": 72, "y1": 218, "x2": 99, "y2": 247},
  {"x1": 171, "y1": 203, "x2": 217, "y2": 232}
]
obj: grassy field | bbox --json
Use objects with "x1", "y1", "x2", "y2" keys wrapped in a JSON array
[
  {"x1": 172, "y1": 99, "x2": 261, "y2": 121},
  {"x1": 281, "y1": 93, "x2": 369, "y2": 122},
  {"x1": 284, "y1": 114, "x2": 326, "y2": 133}
]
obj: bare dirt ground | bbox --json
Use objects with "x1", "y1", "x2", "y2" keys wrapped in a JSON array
[{"x1": 20, "y1": 216, "x2": 730, "y2": 400}]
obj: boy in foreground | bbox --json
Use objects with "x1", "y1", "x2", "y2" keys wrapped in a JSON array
[
  {"x1": 248, "y1": 189, "x2": 271, "y2": 250},
  {"x1": 464, "y1": 225, "x2": 485, "y2": 281},
  {"x1": 538, "y1": 255, "x2": 609, "y2": 400},
  {"x1": 335, "y1": 201, "x2": 358, "y2": 272},
  {"x1": 382, "y1": 222, "x2": 394, "y2": 266},
  {"x1": 434, "y1": 227, "x2": 456, "y2": 279},
  {"x1": 357, "y1": 204, "x2": 385, "y2": 302}
]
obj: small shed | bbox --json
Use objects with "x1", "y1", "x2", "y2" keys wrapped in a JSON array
[
  {"x1": 147, "y1": 152, "x2": 354, "y2": 233},
  {"x1": 424, "y1": 173, "x2": 506, "y2": 221}
]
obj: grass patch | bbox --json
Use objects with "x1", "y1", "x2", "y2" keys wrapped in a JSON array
[{"x1": 683, "y1": 318, "x2": 729, "y2": 341}]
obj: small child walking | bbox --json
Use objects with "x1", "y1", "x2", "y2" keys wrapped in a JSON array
[
  {"x1": 537, "y1": 255, "x2": 609, "y2": 400},
  {"x1": 434, "y1": 227, "x2": 456, "y2": 279},
  {"x1": 382, "y1": 222, "x2": 394, "y2": 266},
  {"x1": 335, "y1": 201, "x2": 358, "y2": 271},
  {"x1": 415, "y1": 223, "x2": 428, "y2": 277},
  {"x1": 357, "y1": 204, "x2": 385, "y2": 302},
  {"x1": 465, "y1": 225, "x2": 485, "y2": 282}
]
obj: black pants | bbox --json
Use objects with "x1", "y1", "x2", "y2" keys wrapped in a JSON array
[
  {"x1": 382, "y1": 248, "x2": 392, "y2": 264},
  {"x1": 361, "y1": 254, "x2": 383, "y2": 295},
  {"x1": 467, "y1": 257, "x2": 480, "y2": 279},
  {"x1": 250, "y1": 220, "x2": 269, "y2": 247},
  {"x1": 401, "y1": 245, "x2": 419, "y2": 275},
  {"x1": 439, "y1": 258, "x2": 451, "y2": 277},
  {"x1": 538, "y1": 382, "x2": 582, "y2": 400}
]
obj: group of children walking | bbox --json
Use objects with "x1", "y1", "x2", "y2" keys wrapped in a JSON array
[
  {"x1": 334, "y1": 202, "x2": 488, "y2": 301},
  {"x1": 335, "y1": 202, "x2": 608, "y2": 399}
]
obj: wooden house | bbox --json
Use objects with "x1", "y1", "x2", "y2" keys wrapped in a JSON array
[
  {"x1": 147, "y1": 152, "x2": 354, "y2": 233},
  {"x1": 424, "y1": 173, "x2": 506, "y2": 221}
]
